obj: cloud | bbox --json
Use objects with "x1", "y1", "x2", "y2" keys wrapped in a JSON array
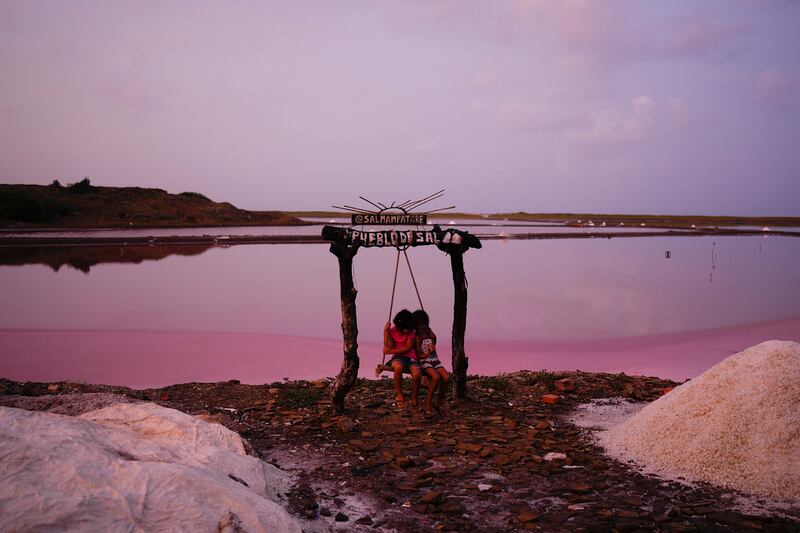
[
  {"x1": 0, "y1": 103, "x2": 27, "y2": 119},
  {"x1": 659, "y1": 13, "x2": 753, "y2": 60},
  {"x1": 380, "y1": 1, "x2": 753, "y2": 66},
  {"x1": 490, "y1": 0, "x2": 650, "y2": 66},
  {"x1": 104, "y1": 72, "x2": 171, "y2": 113},
  {"x1": 470, "y1": 61, "x2": 500, "y2": 90},
  {"x1": 412, "y1": 137, "x2": 438, "y2": 154},
  {"x1": 470, "y1": 90, "x2": 672, "y2": 149},
  {"x1": 495, "y1": 95, "x2": 586, "y2": 132},
  {"x1": 755, "y1": 68, "x2": 797, "y2": 107},
  {"x1": 566, "y1": 95, "x2": 656, "y2": 148},
  {"x1": 665, "y1": 96, "x2": 689, "y2": 126},
  {"x1": 468, "y1": 89, "x2": 592, "y2": 134}
]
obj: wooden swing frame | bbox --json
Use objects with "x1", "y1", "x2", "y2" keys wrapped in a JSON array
[{"x1": 321, "y1": 223, "x2": 482, "y2": 413}]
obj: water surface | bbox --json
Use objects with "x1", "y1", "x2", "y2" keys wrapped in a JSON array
[{"x1": 1, "y1": 235, "x2": 798, "y2": 387}]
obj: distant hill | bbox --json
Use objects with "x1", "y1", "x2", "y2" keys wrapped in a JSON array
[{"x1": 0, "y1": 181, "x2": 306, "y2": 228}]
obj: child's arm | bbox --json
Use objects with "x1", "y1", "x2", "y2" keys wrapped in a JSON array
[
  {"x1": 415, "y1": 336, "x2": 430, "y2": 360},
  {"x1": 383, "y1": 322, "x2": 393, "y2": 353},
  {"x1": 384, "y1": 335, "x2": 414, "y2": 356}
]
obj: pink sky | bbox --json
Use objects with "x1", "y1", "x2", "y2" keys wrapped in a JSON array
[{"x1": 1, "y1": 1, "x2": 799, "y2": 215}]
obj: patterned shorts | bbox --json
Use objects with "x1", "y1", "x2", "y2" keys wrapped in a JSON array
[{"x1": 419, "y1": 354, "x2": 443, "y2": 370}]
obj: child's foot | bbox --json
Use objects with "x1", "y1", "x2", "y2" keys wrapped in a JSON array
[
  {"x1": 374, "y1": 365, "x2": 382, "y2": 377},
  {"x1": 394, "y1": 396, "x2": 405, "y2": 409}
]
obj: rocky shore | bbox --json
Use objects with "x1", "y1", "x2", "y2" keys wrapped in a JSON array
[{"x1": 2, "y1": 371, "x2": 798, "y2": 532}]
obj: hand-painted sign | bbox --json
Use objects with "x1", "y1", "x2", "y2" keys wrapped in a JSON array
[
  {"x1": 348, "y1": 228, "x2": 439, "y2": 247},
  {"x1": 351, "y1": 213, "x2": 427, "y2": 225},
  {"x1": 321, "y1": 224, "x2": 480, "y2": 249}
]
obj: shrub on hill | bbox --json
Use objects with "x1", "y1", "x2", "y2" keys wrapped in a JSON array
[
  {"x1": 67, "y1": 178, "x2": 93, "y2": 194},
  {"x1": 179, "y1": 191, "x2": 211, "y2": 201}
]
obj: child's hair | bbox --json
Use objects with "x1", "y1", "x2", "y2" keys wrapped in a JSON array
[
  {"x1": 393, "y1": 309, "x2": 415, "y2": 331},
  {"x1": 411, "y1": 309, "x2": 429, "y2": 327}
]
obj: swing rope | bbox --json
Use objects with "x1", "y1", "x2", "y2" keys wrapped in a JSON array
[
  {"x1": 387, "y1": 249, "x2": 402, "y2": 323},
  {"x1": 382, "y1": 249, "x2": 402, "y2": 366},
  {"x1": 403, "y1": 249, "x2": 424, "y2": 311},
  {"x1": 382, "y1": 247, "x2": 424, "y2": 366}
]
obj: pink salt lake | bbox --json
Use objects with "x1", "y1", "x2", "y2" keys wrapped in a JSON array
[{"x1": 2, "y1": 234, "x2": 799, "y2": 388}]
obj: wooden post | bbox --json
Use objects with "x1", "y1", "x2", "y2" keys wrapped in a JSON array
[
  {"x1": 449, "y1": 248, "x2": 469, "y2": 399},
  {"x1": 329, "y1": 239, "x2": 361, "y2": 413}
]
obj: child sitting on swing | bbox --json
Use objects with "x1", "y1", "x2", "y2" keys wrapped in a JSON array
[
  {"x1": 378, "y1": 309, "x2": 421, "y2": 409},
  {"x1": 412, "y1": 309, "x2": 450, "y2": 415}
]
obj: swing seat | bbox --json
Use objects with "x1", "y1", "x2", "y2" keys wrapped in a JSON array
[{"x1": 376, "y1": 363, "x2": 433, "y2": 390}]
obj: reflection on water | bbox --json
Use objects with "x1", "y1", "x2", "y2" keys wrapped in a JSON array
[
  {"x1": 710, "y1": 241, "x2": 717, "y2": 284},
  {"x1": 0, "y1": 244, "x2": 214, "y2": 273},
  {"x1": 1, "y1": 236, "x2": 799, "y2": 338},
  {"x1": 1, "y1": 235, "x2": 799, "y2": 385}
]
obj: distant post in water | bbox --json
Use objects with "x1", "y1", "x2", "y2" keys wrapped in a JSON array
[{"x1": 322, "y1": 192, "x2": 481, "y2": 409}]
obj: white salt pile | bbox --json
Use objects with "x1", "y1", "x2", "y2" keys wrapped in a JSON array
[
  {"x1": 0, "y1": 402, "x2": 302, "y2": 532},
  {"x1": 600, "y1": 340, "x2": 800, "y2": 499}
]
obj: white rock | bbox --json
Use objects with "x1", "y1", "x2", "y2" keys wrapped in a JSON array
[
  {"x1": 543, "y1": 452, "x2": 567, "y2": 461},
  {"x1": 0, "y1": 402, "x2": 302, "y2": 532}
]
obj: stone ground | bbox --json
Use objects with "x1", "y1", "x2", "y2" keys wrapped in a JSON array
[{"x1": 2, "y1": 372, "x2": 798, "y2": 532}]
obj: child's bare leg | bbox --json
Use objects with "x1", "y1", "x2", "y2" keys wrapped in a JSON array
[
  {"x1": 423, "y1": 367, "x2": 440, "y2": 414},
  {"x1": 435, "y1": 367, "x2": 450, "y2": 410},
  {"x1": 392, "y1": 361, "x2": 405, "y2": 405},
  {"x1": 409, "y1": 365, "x2": 422, "y2": 410},
  {"x1": 375, "y1": 363, "x2": 392, "y2": 377},
  {"x1": 420, "y1": 374, "x2": 429, "y2": 391}
]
